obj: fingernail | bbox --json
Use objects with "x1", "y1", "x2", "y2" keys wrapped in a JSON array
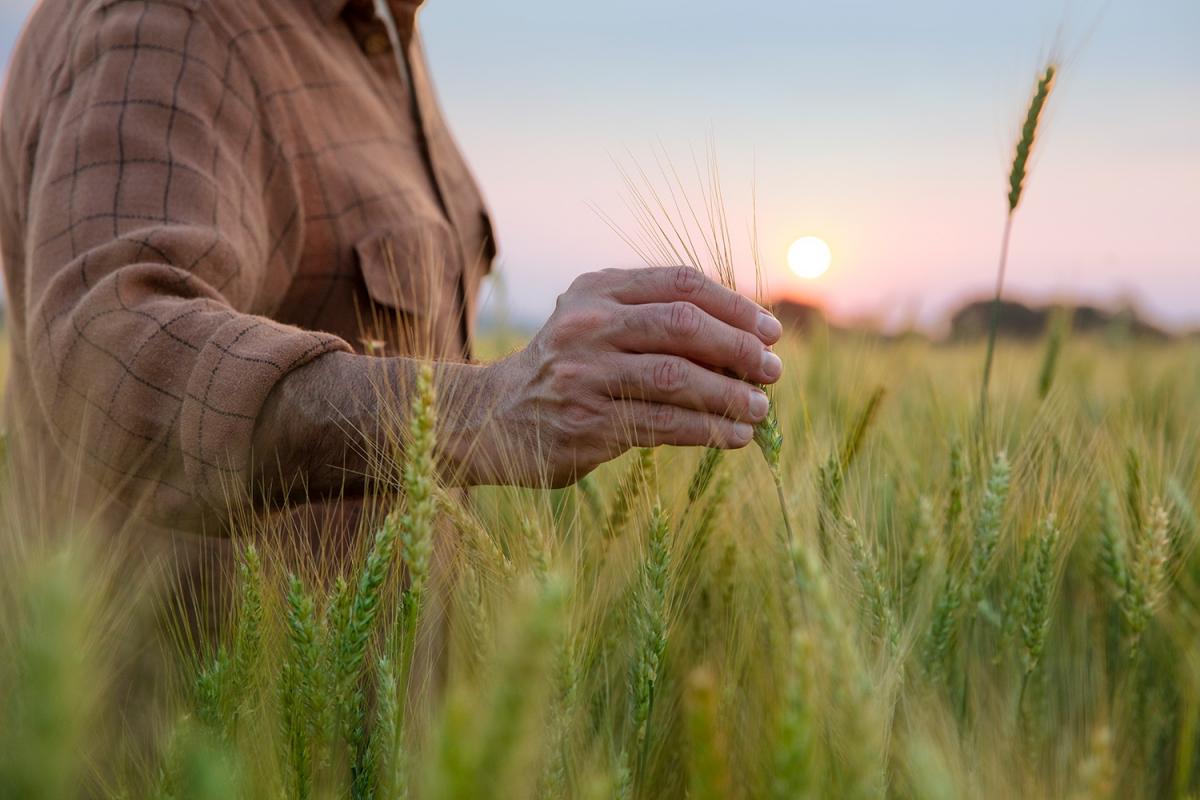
[
  {"x1": 761, "y1": 349, "x2": 783, "y2": 381},
  {"x1": 733, "y1": 422, "x2": 753, "y2": 445},
  {"x1": 748, "y1": 389, "x2": 769, "y2": 421},
  {"x1": 756, "y1": 311, "x2": 782, "y2": 341}
]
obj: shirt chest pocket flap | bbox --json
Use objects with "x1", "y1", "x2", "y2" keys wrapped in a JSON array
[{"x1": 353, "y1": 217, "x2": 461, "y2": 316}]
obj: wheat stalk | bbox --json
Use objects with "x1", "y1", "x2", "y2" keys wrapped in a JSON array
[
  {"x1": 842, "y1": 515, "x2": 898, "y2": 652},
  {"x1": 630, "y1": 502, "x2": 671, "y2": 782},
  {"x1": 458, "y1": 563, "x2": 490, "y2": 678},
  {"x1": 902, "y1": 496, "x2": 937, "y2": 610},
  {"x1": 943, "y1": 442, "x2": 967, "y2": 541},
  {"x1": 1124, "y1": 448, "x2": 1145, "y2": 541},
  {"x1": 396, "y1": 361, "x2": 440, "y2": 737},
  {"x1": 334, "y1": 512, "x2": 401, "y2": 797},
  {"x1": 1020, "y1": 514, "x2": 1061, "y2": 679},
  {"x1": 604, "y1": 448, "x2": 655, "y2": 540},
  {"x1": 520, "y1": 515, "x2": 550, "y2": 585},
  {"x1": 195, "y1": 545, "x2": 264, "y2": 739},
  {"x1": 228, "y1": 544, "x2": 264, "y2": 728},
  {"x1": 280, "y1": 574, "x2": 322, "y2": 799},
  {"x1": 1096, "y1": 484, "x2": 1128, "y2": 601},
  {"x1": 1037, "y1": 307, "x2": 1072, "y2": 399},
  {"x1": 321, "y1": 575, "x2": 353, "y2": 754},
  {"x1": 676, "y1": 470, "x2": 731, "y2": 597},
  {"x1": 436, "y1": 488, "x2": 513, "y2": 580},
  {"x1": 606, "y1": 149, "x2": 797, "y2": 563},
  {"x1": 575, "y1": 475, "x2": 605, "y2": 525},
  {"x1": 980, "y1": 63, "x2": 1057, "y2": 418},
  {"x1": 1124, "y1": 499, "x2": 1171, "y2": 657},
  {"x1": 965, "y1": 451, "x2": 1012, "y2": 610},
  {"x1": 923, "y1": 573, "x2": 962, "y2": 682},
  {"x1": 365, "y1": 655, "x2": 400, "y2": 799}
]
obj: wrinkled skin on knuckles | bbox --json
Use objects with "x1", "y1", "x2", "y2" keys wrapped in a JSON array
[{"x1": 469, "y1": 266, "x2": 783, "y2": 488}]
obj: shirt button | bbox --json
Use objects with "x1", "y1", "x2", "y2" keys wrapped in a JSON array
[{"x1": 363, "y1": 32, "x2": 391, "y2": 56}]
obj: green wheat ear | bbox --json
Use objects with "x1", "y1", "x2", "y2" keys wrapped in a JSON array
[
  {"x1": 400, "y1": 361, "x2": 439, "y2": 603},
  {"x1": 1019, "y1": 513, "x2": 1061, "y2": 678},
  {"x1": 686, "y1": 447, "x2": 724, "y2": 507},
  {"x1": 630, "y1": 503, "x2": 671, "y2": 783},
  {"x1": 1008, "y1": 64, "x2": 1057, "y2": 213},
  {"x1": 396, "y1": 360, "x2": 441, "y2": 739},
  {"x1": 604, "y1": 448, "x2": 655, "y2": 540},
  {"x1": 753, "y1": 391, "x2": 799, "y2": 588},
  {"x1": 280, "y1": 574, "x2": 321, "y2": 800},
  {"x1": 980, "y1": 62, "x2": 1058, "y2": 417},
  {"x1": 753, "y1": 393, "x2": 783, "y2": 472},
  {"x1": 228, "y1": 544, "x2": 263, "y2": 725}
]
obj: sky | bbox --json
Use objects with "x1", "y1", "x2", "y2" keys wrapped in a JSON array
[{"x1": 2, "y1": 0, "x2": 1197, "y2": 332}]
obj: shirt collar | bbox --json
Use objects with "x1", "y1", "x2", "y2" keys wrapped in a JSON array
[{"x1": 312, "y1": 0, "x2": 423, "y2": 24}]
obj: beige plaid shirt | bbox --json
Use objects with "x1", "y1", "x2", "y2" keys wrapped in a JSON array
[{"x1": 0, "y1": 0, "x2": 495, "y2": 536}]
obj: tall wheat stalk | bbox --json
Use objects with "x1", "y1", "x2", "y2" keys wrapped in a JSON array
[
  {"x1": 1016, "y1": 513, "x2": 1061, "y2": 717},
  {"x1": 335, "y1": 513, "x2": 401, "y2": 798},
  {"x1": 281, "y1": 574, "x2": 323, "y2": 799},
  {"x1": 980, "y1": 64, "x2": 1057, "y2": 420},
  {"x1": 630, "y1": 502, "x2": 671, "y2": 784},
  {"x1": 396, "y1": 362, "x2": 440, "y2": 735}
]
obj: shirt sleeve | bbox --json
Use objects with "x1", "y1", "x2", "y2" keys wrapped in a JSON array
[{"x1": 21, "y1": 0, "x2": 351, "y2": 530}]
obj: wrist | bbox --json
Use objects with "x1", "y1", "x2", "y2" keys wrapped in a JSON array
[{"x1": 433, "y1": 356, "x2": 520, "y2": 487}]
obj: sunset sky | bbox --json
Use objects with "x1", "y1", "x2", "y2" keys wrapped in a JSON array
[{"x1": 2, "y1": 0, "x2": 1197, "y2": 332}]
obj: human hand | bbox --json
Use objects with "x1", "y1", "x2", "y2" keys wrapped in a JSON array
[{"x1": 465, "y1": 266, "x2": 783, "y2": 487}]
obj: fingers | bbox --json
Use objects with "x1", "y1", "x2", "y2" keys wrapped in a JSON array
[
  {"x1": 603, "y1": 265, "x2": 782, "y2": 345},
  {"x1": 604, "y1": 354, "x2": 769, "y2": 424},
  {"x1": 614, "y1": 400, "x2": 755, "y2": 450},
  {"x1": 613, "y1": 301, "x2": 784, "y2": 384}
]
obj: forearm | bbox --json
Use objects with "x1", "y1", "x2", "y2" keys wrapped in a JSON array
[
  {"x1": 252, "y1": 265, "x2": 788, "y2": 502},
  {"x1": 250, "y1": 350, "x2": 511, "y2": 502}
]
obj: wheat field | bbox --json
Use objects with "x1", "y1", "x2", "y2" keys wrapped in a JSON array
[
  {"x1": 2, "y1": 58, "x2": 1199, "y2": 799},
  {"x1": 2, "y1": 326, "x2": 1199, "y2": 799}
]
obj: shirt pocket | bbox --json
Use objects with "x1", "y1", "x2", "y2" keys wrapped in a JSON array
[
  {"x1": 352, "y1": 217, "x2": 465, "y2": 357},
  {"x1": 353, "y1": 216, "x2": 461, "y2": 316}
]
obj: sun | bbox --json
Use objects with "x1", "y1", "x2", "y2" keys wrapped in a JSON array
[{"x1": 787, "y1": 236, "x2": 832, "y2": 280}]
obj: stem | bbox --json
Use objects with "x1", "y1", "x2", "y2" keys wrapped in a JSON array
[
  {"x1": 979, "y1": 213, "x2": 1015, "y2": 424},
  {"x1": 772, "y1": 467, "x2": 801, "y2": 589},
  {"x1": 1016, "y1": 670, "x2": 1030, "y2": 728},
  {"x1": 637, "y1": 688, "x2": 658, "y2": 790},
  {"x1": 395, "y1": 588, "x2": 422, "y2": 737},
  {"x1": 957, "y1": 618, "x2": 972, "y2": 725}
]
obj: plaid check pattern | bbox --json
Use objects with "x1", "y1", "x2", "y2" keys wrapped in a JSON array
[{"x1": 0, "y1": 0, "x2": 495, "y2": 531}]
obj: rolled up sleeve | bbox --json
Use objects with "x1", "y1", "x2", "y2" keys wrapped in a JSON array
[{"x1": 22, "y1": 0, "x2": 350, "y2": 528}]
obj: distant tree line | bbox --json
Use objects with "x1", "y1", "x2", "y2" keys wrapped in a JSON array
[{"x1": 771, "y1": 297, "x2": 1189, "y2": 341}]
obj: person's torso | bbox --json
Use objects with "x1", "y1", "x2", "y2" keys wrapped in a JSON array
[
  {"x1": 0, "y1": 0, "x2": 496, "y2": 539},
  {"x1": 0, "y1": 0, "x2": 497, "y2": 367},
  {"x1": 218, "y1": 0, "x2": 497, "y2": 359}
]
